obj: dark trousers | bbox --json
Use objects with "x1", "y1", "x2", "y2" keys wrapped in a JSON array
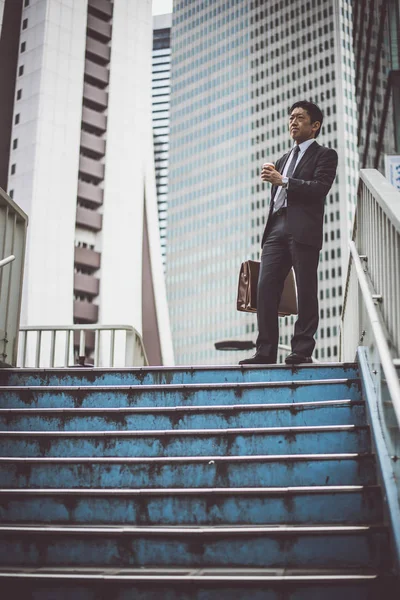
[{"x1": 256, "y1": 210, "x2": 320, "y2": 361}]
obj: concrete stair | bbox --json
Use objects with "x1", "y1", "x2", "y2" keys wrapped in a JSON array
[{"x1": 0, "y1": 363, "x2": 395, "y2": 598}]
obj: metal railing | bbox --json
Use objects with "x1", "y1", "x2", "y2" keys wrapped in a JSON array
[
  {"x1": 0, "y1": 187, "x2": 28, "y2": 367},
  {"x1": 341, "y1": 168, "x2": 400, "y2": 569},
  {"x1": 341, "y1": 169, "x2": 400, "y2": 405},
  {"x1": 18, "y1": 324, "x2": 148, "y2": 368}
]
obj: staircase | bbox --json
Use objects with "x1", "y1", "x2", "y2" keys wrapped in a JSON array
[{"x1": 0, "y1": 363, "x2": 395, "y2": 598}]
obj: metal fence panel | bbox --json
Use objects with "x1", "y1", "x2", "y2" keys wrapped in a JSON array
[{"x1": 0, "y1": 187, "x2": 28, "y2": 367}]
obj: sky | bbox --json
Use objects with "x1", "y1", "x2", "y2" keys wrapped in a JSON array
[{"x1": 152, "y1": 0, "x2": 173, "y2": 15}]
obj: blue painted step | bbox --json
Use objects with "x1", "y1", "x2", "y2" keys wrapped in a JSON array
[
  {"x1": 0, "y1": 525, "x2": 391, "y2": 569},
  {"x1": 0, "y1": 569, "x2": 394, "y2": 600},
  {"x1": 0, "y1": 486, "x2": 383, "y2": 525},
  {"x1": 0, "y1": 363, "x2": 359, "y2": 387},
  {"x1": 0, "y1": 363, "x2": 394, "y2": 597},
  {"x1": 0, "y1": 454, "x2": 377, "y2": 488},
  {"x1": 0, "y1": 400, "x2": 367, "y2": 431},
  {"x1": 0, "y1": 379, "x2": 361, "y2": 409},
  {"x1": 0, "y1": 425, "x2": 371, "y2": 457}
]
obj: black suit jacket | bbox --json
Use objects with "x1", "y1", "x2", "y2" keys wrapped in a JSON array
[{"x1": 261, "y1": 141, "x2": 338, "y2": 249}]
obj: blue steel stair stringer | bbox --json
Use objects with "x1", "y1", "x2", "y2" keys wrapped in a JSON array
[{"x1": 0, "y1": 363, "x2": 396, "y2": 599}]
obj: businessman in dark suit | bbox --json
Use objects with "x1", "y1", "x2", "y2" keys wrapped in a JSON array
[{"x1": 240, "y1": 100, "x2": 338, "y2": 366}]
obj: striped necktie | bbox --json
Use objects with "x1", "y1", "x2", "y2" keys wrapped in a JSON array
[{"x1": 273, "y1": 145, "x2": 300, "y2": 212}]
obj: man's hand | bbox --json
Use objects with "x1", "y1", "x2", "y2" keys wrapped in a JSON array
[{"x1": 261, "y1": 164, "x2": 284, "y2": 186}]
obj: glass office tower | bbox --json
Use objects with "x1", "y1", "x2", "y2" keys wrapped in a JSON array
[
  {"x1": 353, "y1": 0, "x2": 400, "y2": 171},
  {"x1": 167, "y1": 0, "x2": 358, "y2": 366}
]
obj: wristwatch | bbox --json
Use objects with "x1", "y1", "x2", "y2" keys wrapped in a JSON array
[{"x1": 281, "y1": 176, "x2": 289, "y2": 189}]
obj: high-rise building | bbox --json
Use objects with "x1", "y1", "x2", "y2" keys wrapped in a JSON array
[
  {"x1": 0, "y1": 1, "x2": 5, "y2": 31},
  {"x1": 152, "y1": 12, "x2": 172, "y2": 271},
  {"x1": 0, "y1": 0, "x2": 173, "y2": 365},
  {"x1": 0, "y1": 0, "x2": 23, "y2": 191},
  {"x1": 167, "y1": 0, "x2": 358, "y2": 366},
  {"x1": 353, "y1": 0, "x2": 400, "y2": 171}
]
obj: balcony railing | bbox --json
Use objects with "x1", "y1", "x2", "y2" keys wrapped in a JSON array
[
  {"x1": 74, "y1": 246, "x2": 101, "y2": 269},
  {"x1": 76, "y1": 205, "x2": 103, "y2": 231},
  {"x1": 87, "y1": 13, "x2": 112, "y2": 42},
  {"x1": 83, "y1": 82, "x2": 108, "y2": 110},
  {"x1": 0, "y1": 187, "x2": 28, "y2": 366}
]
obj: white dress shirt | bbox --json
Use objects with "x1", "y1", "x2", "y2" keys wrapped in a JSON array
[{"x1": 274, "y1": 138, "x2": 316, "y2": 208}]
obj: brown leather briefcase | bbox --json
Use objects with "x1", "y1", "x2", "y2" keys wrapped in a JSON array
[{"x1": 237, "y1": 260, "x2": 298, "y2": 316}]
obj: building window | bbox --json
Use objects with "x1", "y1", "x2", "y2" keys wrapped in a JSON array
[
  {"x1": 15, "y1": 114, "x2": 20, "y2": 125},
  {"x1": 11, "y1": 164, "x2": 16, "y2": 175},
  {"x1": 18, "y1": 65, "x2": 24, "y2": 76},
  {"x1": 9, "y1": 190, "x2": 14, "y2": 199},
  {"x1": 16, "y1": 89, "x2": 22, "y2": 100},
  {"x1": 12, "y1": 139, "x2": 18, "y2": 150},
  {"x1": 22, "y1": 18, "x2": 28, "y2": 30},
  {"x1": 24, "y1": 0, "x2": 29, "y2": 6},
  {"x1": 20, "y1": 42, "x2": 26, "y2": 53}
]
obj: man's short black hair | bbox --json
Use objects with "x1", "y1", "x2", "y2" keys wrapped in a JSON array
[{"x1": 289, "y1": 101, "x2": 324, "y2": 138}]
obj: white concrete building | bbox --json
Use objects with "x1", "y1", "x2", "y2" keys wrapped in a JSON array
[
  {"x1": 2, "y1": 0, "x2": 173, "y2": 365},
  {"x1": 167, "y1": 0, "x2": 358, "y2": 365}
]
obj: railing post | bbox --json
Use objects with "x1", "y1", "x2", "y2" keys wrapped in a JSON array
[
  {"x1": 35, "y1": 330, "x2": 42, "y2": 368},
  {"x1": 125, "y1": 328, "x2": 135, "y2": 367},
  {"x1": 78, "y1": 330, "x2": 86, "y2": 366},
  {"x1": 109, "y1": 329, "x2": 115, "y2": 367},
  {"x1": 94, "y1": 329, "x2": 100, "y2": 367},
  {"x1": 64, "y1": 330, "x2": 70, "y2": 368},
  {"x1": 49, "y1": 330, "x2": 56, "y2": 368},
  {"x1": 20, "y1": 329, "x2": 27, "y2": 368}
]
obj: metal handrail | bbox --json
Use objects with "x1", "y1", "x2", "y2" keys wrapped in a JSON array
[
  {"x1": 0, "y1": 187, "x2": 28, "y2": 367},
  {"x1": 349, "y1": 240, "x2": 400, "y2": 427},
  {"x1": 0, "y1": 255, "x2": 15, "y2": 269},
  {"x1": 341, "y1": 169, "x2": 400, "y2": 359},
  {"x1": 357, "y1": 169, "x2": 400, "y2": 353},
  {"x1": 359, "y1": 169, "x2": 400, "y2": 230},
  {"x1": 18, "y1": 324, "x2": 148, "y2": 368}
]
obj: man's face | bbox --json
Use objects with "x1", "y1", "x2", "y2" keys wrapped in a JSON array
[{"x1": 289, "y1": 107, "x2": 320, "y2": 143}]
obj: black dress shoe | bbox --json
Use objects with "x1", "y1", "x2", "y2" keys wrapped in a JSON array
[
  {"x1": 285, "y1": 352, "x2": 313, "y2": 365},
  {"x1": 239, "y1": 353, "x2": 275, "y2": 365}
]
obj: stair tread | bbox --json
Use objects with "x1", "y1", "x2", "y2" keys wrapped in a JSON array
[
  {"x1": 0, "y1": 378, "x2": 359, "y2": 392},
  {"x1": 0, "y1": 363, "x2": 358, "y2": 373},
  {"x1": 0, "y1": 566, "x2": 382, "y2": 582},
  {"x1": 0, "y1": 524, "x2": 386, "y2": 533},
  {"x1": 0, "y1": 424, "x2": 367, "y2": 436},
  {"x1": 0, "y1": 452, "x2": 374, "y2": 463},
  {"x1": 0, "y1": 399, "x2": 364, "y2": 413},
  {"x1": 0, "y1": 484, "x2": 380, "y2": 495}
]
